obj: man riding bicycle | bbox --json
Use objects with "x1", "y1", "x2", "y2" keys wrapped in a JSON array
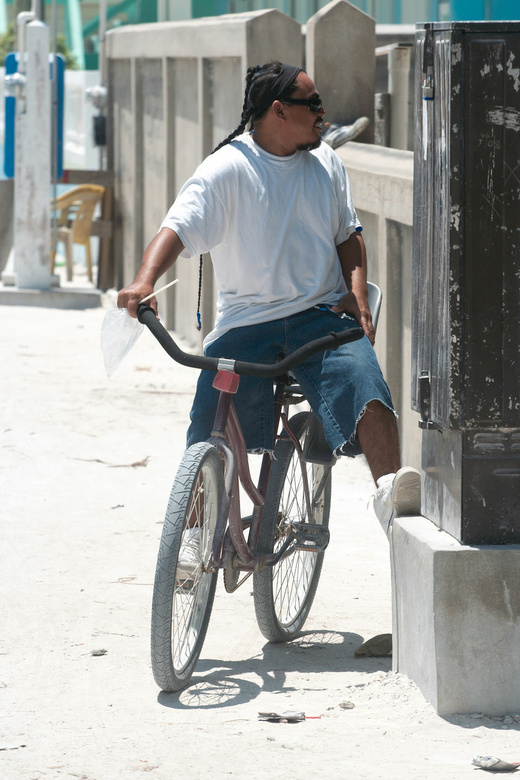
[{"x1": 117, "y1": 61, "x2": 420, "y2": 534}]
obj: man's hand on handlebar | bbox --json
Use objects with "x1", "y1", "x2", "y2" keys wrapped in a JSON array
[
  {"x1": 117, "y1": 283, "x2": 157, "y2": 319},
  {"x1": 117, "y1": 228, "x2": 185, "y2": 318},
  {"x1": 332, "y1": 291, "x2": 375, "y2": 346}
]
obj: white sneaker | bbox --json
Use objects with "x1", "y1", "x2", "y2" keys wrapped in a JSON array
[
  {"x1": 373, "y1": 467, "x2": 421, "y2": 535},
  {"x1": 176, "y1": 527, "x2": 202, "y2": 581},
  {"x1": 322, "y1": 117, "x2": 370, "y2": 149}
]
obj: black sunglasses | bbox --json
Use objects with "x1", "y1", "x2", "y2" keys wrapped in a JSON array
[{"x1": 280, "y1": 96, "x2": 323, "y2": 113}]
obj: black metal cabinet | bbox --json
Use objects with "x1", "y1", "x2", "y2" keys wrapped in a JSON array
[{"x1": 412, "y1": 22, "x2": 520, "y2": 544}]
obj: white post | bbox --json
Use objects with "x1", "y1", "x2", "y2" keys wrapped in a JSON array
[{"x1": 14, "y1": 19, "x2": 51, "y2": 289}]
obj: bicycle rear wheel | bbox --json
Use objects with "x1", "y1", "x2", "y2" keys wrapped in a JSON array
[
  {"x1": 253, "y1": 412, "x2": 331, "y2": 642},
  {"x1": 151, "y1": 442, "x2": 223, "y2": 691}
]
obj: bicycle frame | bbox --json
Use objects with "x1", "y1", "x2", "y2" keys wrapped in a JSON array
[
  {"x1": 136, "y1": 301, "x2": 366, "y2": 581},
  {"x1": 204, "y1": 368, "x2": 327, "y2": 579},
  {"x1": 140, "y1": 298, "x2": 380, "y2": 688}
]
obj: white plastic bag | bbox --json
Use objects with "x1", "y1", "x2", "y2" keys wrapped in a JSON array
[{"x1": 100, "y1": 307, "x2": 144, "y2": 377}]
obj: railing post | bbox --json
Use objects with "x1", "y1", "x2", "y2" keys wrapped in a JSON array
[
  {"x1": 306, "y1": 0, "x2": 375, "y2": 142},
  {"x1": 12, "y1": 19, "x2": 51, "y2": 289}
]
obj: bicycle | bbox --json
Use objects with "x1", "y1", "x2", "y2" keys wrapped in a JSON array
[{"x1": 138, "y1": 287, "x2": 381, "y2": 693}]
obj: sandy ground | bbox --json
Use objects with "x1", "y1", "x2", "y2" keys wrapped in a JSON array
[{"x1": 1, "y1": 297, "x2": 519, "y2": 780}]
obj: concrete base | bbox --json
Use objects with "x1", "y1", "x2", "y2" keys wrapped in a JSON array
[
  {"x1": 0, "y1": 284, "x2": 102, "y2": 309},
  {"x1": 391, "y1": 516, "x2": 520, "y2": 716}
]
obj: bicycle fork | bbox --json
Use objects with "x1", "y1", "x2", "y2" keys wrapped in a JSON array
[{"x1": 204, "y1": 369, "x2": 268, "y2": 574}]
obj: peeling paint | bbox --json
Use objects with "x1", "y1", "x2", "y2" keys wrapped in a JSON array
[
  {"x1": 451, "y1": 42, "x2": 462, "y2": 64},
  {"x1": 481, "y1": 63, "x2": 491, "y2": 77},
  {"x1": 490, "y1": 399, "x2": 501, "y2": 416},
  {"x1": 450, "y1": 205, "x2": 460, "y2": 232},
  {"x1": 487, "y1": 106, "x2": 520, "y2": 132},
  {"x1": 507, "y1": 51, "x2": 520, "y2": 92}
]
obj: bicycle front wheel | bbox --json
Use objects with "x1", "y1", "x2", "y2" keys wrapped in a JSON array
[
  {"x1": 151, "y1": 442, "x2": 223, "y2": 691},
  {"x1": 253, "y1": 412, "x2": 331, "y2": 642}
]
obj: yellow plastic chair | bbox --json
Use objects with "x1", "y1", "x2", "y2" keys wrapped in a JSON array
[{"x1": 51, "y1": 184, "x2": 105, "y2": 282}]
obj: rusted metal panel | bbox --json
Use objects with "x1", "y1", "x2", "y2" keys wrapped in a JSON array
[{"x1": 412, "y1": 22, "x2": 520, "y2": 544}]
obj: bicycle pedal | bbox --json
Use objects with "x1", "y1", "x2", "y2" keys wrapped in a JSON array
[{"x1": 291, "y1": 522, "x2": 330, "y2": 552}]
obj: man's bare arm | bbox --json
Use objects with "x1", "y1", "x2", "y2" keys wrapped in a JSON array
[
  {"x1": 117, "y1": 228, "x2": 185, "y2": 317},
  {"x1": 332, "y1": 231, "x2": 375, "y2": 345}
]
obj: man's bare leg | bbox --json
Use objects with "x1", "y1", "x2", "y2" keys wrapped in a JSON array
[
  {"x1": 357, "y1": 400, "x2": 421, "y2": 530},
  {"x1": 356, "y1": 400, "x2": 401, "y2": 484}
]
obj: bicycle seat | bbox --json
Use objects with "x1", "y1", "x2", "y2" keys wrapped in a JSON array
[{"x1": 367, "y1": 281, "x2": 382, "y2": 330}]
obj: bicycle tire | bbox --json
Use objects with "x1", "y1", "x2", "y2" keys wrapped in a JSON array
[
  {"x1": 151, "y1": 442, "x2": 223, "y2": 691},
  {"x1": 253, "y1": 412, "x2": 331, "y2": 642}
]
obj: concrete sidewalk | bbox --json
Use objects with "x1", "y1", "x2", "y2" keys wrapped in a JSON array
[{"x1": 1, "y1": 303, "x2": 517, "y2": 779}]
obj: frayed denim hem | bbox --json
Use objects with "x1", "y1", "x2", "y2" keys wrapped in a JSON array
[{"x1": 333, "y1": 400, "x2": 398, "y2": 458}]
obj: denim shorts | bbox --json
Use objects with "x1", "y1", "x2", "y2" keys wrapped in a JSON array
[{"x1": 187, "y1": 307, "x2": 394, "y2": 453}]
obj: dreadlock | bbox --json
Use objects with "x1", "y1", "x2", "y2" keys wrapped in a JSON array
[
  {"x1": 211, "y1": 62, "x2": 301, "y2": 154},
  {"x1": 196, "y1": 62, "x2": 301, "y2": 329},
  {"x1": 211, "y1": 65, "x2": 263, "y2": 154}
]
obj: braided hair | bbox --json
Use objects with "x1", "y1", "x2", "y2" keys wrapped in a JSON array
[
  {"x1": 196, "y1": 62, "x2": 301, "y2": 329},
  {"x1": 212, "y1": 61, "x2": 301, "y2": 153}
]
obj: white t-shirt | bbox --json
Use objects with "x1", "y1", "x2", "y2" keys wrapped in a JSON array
[{"x1": 161, "y1": 132, "x2": 362, "y2": 346}]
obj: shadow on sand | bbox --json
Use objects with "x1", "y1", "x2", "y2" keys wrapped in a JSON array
[{"x1": 157, "y1": 628, "x2": 392, "y2": 710}]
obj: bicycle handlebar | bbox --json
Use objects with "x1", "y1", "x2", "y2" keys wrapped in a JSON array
[{"x1": 137, "y1": 304, "x2": 364, "y2": 378}]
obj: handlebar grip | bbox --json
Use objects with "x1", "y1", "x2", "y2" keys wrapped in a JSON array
[
  {"x1": 137, "y1": 304, "x2": 364, "y2": 377},
  {"x1": 138, "y1": 304, "x2": 220, "y2": 371}
]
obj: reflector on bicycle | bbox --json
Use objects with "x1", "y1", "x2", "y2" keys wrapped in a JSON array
[{"x1": 213, "y1": 370, "x2": 240, "y2": 394}]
